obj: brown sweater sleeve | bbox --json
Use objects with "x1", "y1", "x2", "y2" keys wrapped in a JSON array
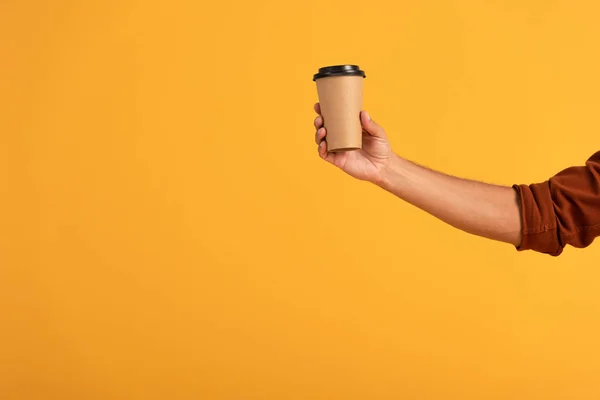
[{"x1": 513, "y1": 151, "x2": 600, "y2": 256}]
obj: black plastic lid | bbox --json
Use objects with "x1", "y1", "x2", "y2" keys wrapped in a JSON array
[{"x1": 313, "y1": 65, "x2": 366, "y2": 81}]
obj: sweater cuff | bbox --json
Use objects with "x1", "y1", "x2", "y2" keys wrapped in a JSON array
[{"x1": 513, "y1": 183, "x2": 563, "y2": 256}]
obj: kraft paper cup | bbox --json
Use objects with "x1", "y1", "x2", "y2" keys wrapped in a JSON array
[{"x1": 313, "y1": 65, "x2": 366, "y2": 152}]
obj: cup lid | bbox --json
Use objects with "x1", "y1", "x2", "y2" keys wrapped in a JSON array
[{"x1": 313, "y1": 65, "x2": 366, "y2": 81}]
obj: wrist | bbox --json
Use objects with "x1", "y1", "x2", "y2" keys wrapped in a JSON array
[{"x1": 375, "y1": 153, "x2": 404, "y2": 189}]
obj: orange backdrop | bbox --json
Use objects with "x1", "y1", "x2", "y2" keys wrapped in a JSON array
[{"x1": 2, "y1": 1, "x2": 600, "y2": 399}]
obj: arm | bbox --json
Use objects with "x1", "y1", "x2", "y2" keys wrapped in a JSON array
[
  {"x1": 313, "y1": 105, "x2": 522, "y2": 247},
  {"x1": 313, "y1": 103, "x2": 600, "y2": 255},
  {"x1": 378, "y1": 154, "x2": 522, "y2": 246}
]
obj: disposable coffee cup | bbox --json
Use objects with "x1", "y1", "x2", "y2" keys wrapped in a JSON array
[{"x1": 313, "y1": 65, "x2": 366, "y2": 152}]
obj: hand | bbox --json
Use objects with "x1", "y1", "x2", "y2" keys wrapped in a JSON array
[{"x1": 314, "y1": 103, "x2": 393, "y2": 184}]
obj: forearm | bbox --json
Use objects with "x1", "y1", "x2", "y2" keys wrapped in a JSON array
[{"x1": 378, "y1": 153, "x2": 522, "y2": 246}]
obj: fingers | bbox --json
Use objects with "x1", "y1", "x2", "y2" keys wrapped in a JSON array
[
  {"x1": 314, "y1": 103, "x2": 322, "y2": 115},
  {"x1": 360, "y1": 111, "x2": 386, "y2": 138},
  {"x1": 315, "y1": 126, "x2": 326, "y2": 145},
  {"x1": 314, "y1": 114, "x2": 325, "y2": 145},
  {"x1": 316, "y1": 126, "x2": 334, "y2": 164},
  {"x1": 314, "y1": 115, "x2": 323, "y2": 130},
  {"x1": 318, "y1": 139, "x2": 335, "y2": 163},
  {"x1": 318, "y1": 140, "x2": 327, "y2": 157},
  {"x1": 314, "y1": 104, "x2": 328, "y2": 159}
]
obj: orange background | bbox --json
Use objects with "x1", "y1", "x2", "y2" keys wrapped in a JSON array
[{"x1": 2, "y1": 1, "x2": 600, "y2": 399}]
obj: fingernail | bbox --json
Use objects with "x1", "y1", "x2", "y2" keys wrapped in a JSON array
[{"x1": 364, "y1": 111, "x2": 371, "y2": 121}]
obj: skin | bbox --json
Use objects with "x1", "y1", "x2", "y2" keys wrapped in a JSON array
[{"x1": 313, "y1": 103, "x2": 523, "y2": 247}]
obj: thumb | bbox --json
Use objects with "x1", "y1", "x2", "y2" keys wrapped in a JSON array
[{"x1": 360, "y1": 111, "x2": 386, "y2": 138}]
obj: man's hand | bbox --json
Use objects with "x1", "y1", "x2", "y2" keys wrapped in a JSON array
[{"x1": 314, "y1": 103, "x2": 392, "y2": 184}]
